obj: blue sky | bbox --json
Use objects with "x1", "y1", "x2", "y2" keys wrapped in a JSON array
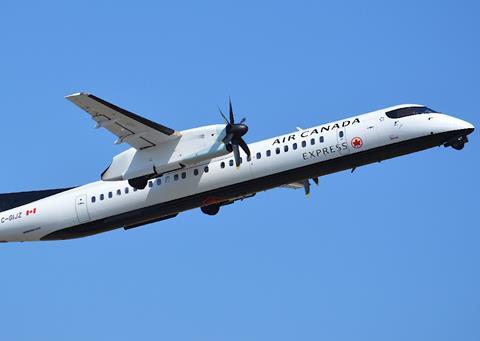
[{"x1": 0, "y1": 0, "x2": 479, "y2": 340}]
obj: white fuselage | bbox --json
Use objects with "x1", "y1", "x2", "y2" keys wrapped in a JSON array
[{"x1": 0, "y1": 106, "x2": 474, "y2": 242}]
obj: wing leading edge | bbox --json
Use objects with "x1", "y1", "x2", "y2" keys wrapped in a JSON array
[{"x1": 66, "y1": 93, "x2": 181, "y2": 150}]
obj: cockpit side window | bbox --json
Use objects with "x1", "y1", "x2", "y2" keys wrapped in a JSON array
[{"x1": 386, "y1": 106, "x2": 435, "y2": 119}]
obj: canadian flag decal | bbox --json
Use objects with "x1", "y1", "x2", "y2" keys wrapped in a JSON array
[{"x1": 26, "y1": 208, "x2": 37, "y2": 216}]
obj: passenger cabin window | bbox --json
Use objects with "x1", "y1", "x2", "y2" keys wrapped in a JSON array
[
  {"x1": 339, "y1": 131, "x2": 344, "y2": 138},
  {"x1": 386, "y1": 106, "x2": 435, "y2": 119},
  {"x1": 181, "y1": 172, "x2": 186, "y2": 179},
  {"x1": 108, "y1": 192, "x2": 113, "y2": 199},
  {"x1": 229, "y1": 159, "x2": 234, "y2": 167},
  {"x1": 100, "y1": 194, "x2": 105, "y2": 201},
  {"x1": 267, "y1": 150, "x2": 271, "y2": 157},
  {"x1": 284, "y1": 145, "x2": 289, "y2": 152},
  {"x1": 310, "y1": 138, "x2": 315, "y2": 145},
  {"x1": 125, "y1": 187, "x2": 129, "y2": 194},
  {"x1": 117, "y1": 189, "x2": 121, "y2": 196},
  {"x1": 247, "y1": 155, "x2": 251, "y2": 162},
  {"x1": 194, "y1": 169, "x2": 199, "y2": 176},
  {"x1": 221, "y1": 162, "x2": 225, "y2": 169},
  {"x1": 256, "y1": 152, "x2": 261, "y2": 159},
  {"x1": 302, "y1": 141, "x2": 306, "y2": 148},
  {"x1": 204, "y1": 166, "x2": 209, "y2": 173},
  {"x1": 156, "y1": 179, "x2": 161, "y2": 186},
  {"x1": 275, "y1": 147, "x2": 280, "y2": 155},
  {"x1": 174, "y1": 174, "x2": 179, "y2": 181},
  {"x1": 148, "y1": 181, "x2": 153, "y2": 188},
  {"x1": 320, "y1": 136, "x2": 324, "y2": 143},
  {"x1": 91, "y1": 196, "x2": 96, "y2": 203},
  {"x1": 293, "y1": 143, "x2": 298, "y2": 150}
]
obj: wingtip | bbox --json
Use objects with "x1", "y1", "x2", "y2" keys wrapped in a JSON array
[{"x1": 65, "y1": 92, "x2": 90, "y2": 100}]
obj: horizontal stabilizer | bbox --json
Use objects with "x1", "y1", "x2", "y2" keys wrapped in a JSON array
[{"x1": 0, "y1": 188, "x2": 74, "y2": 213}]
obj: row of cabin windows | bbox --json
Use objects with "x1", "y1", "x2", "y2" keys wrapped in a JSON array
[
  {"x1": 256, "y1": 135, "x2": 325, "y2": 160},
  {"x1": 91, "y1": 166, "x2": 210, "y2": 203},
  {"x1": 218, "y1": 136, "x2": 327, "y2": 168},
  {"x1": 90, "y1": 135, "x2": 328, "y2": 203},
  {"x1": 221, "y1": 158, "x2": 244, "y2": 168}
]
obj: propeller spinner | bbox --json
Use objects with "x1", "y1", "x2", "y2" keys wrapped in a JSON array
[{"x1": 219, "y1": 99, "x2": 250, "y2": 167}]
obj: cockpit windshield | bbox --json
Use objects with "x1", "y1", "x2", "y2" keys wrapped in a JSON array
[{"x1": 386, "y1": 106, "x2": 436, "y2": 119}]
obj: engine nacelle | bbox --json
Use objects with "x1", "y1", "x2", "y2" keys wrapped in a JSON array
[{"x1": 101, "y1": 124, "x2": 228, "y2": 182}]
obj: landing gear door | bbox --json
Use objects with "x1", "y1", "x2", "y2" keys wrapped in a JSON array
[
  {"x1": 337, "y1": 128, "x2": 350, "y2": 155},
  {"x1": 75, "y1": 195, "x2": 91, "y2": 224}
]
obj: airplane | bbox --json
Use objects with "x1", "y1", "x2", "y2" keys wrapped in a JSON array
[{"x1": 0, "y1": 93, "x2": 474, "y2": 242}]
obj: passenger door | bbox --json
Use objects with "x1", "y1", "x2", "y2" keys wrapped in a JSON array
[
  {"x1": 337, "y1": 128, "x2": 350, "y2": 155},
  {"x1": 363, "y1": 117, "x2": 378, "y2": 149},
  {"x1": 75, "y1": 195, "x2": 91, "y2": 224}
]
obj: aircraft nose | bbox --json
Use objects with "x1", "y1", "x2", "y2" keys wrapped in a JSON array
[
  {"x1": 465, "y1": 122, "x2": 474, "y2": 135},
  {"x1": 444, "y1": 115, "x2": 475, "y2": 134},
  {"x1": 457, "y1": 118, "x2": 474, "y2": 135}
]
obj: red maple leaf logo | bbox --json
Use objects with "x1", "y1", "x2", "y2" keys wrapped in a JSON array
[{"x1": 351, "y1": 137, "x2": 363, "y2": 148}]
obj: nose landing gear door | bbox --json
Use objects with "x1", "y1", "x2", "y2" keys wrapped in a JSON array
[
  {"x1": 337, "y1": 128, "x2": 350, "y2": 155},
  {"x1": 75, "y1": 195, "x2": 91, "y2": 224}
]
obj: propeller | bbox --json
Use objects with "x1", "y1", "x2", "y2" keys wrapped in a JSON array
[{"x1": 219, "y1": 98, "x2": 250, "y2": 167}]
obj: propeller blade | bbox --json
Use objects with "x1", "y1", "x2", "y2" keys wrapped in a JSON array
[
  {"x1": 228, "y1": 98, "x2": 234, "y2": 124},
  {"x1": 238, "y1": 138, "x2": 251, "y2": 157},
  {"x1": 239, "y1": 117, "x2": 246, "y2": 124},
  {"x1": 233, "y1": 144, "x2": 241, "y2": 167},
  {"x1": 312, "y1": 177, "x2": 319, "y2": 185},
  {"x1": 218, "y1": 108, "x2": 229, "y2": 125}
]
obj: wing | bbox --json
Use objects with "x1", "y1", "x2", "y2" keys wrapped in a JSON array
[
  {"x1": 281, "y1": 182, "x2": 305, "y2": 190},
  {"x1": 66, "y1": 93, "x2": 181, "y2": 150}
]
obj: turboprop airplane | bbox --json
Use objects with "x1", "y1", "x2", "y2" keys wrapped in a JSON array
[{"x1": 0, "y1": 93, "x2": 474, "y2": 242}]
